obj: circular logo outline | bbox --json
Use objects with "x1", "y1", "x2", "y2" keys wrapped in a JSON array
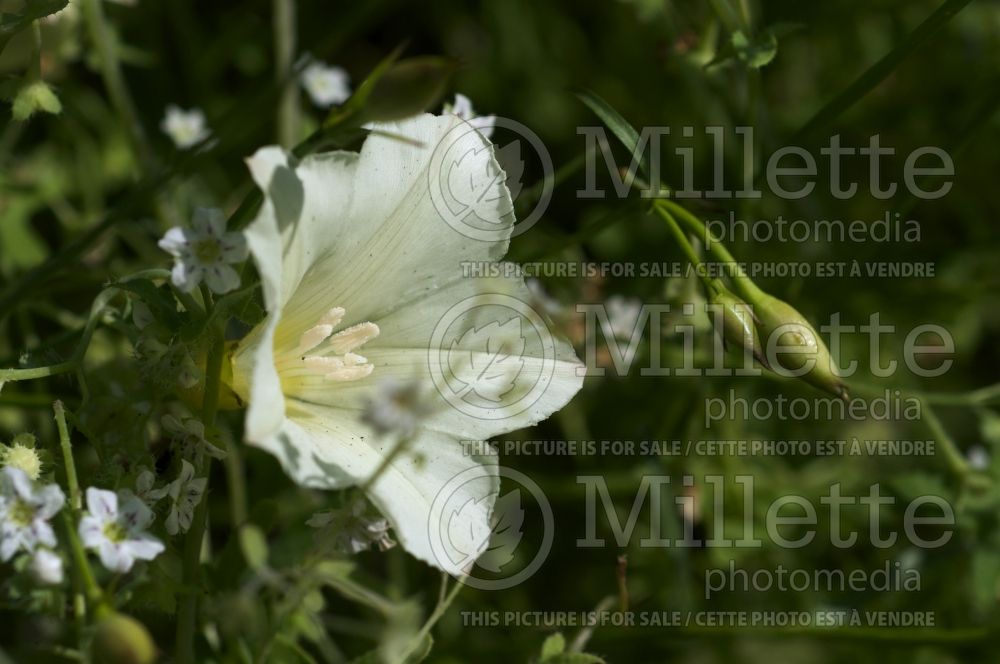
[
  {"x1": 428, "y1": 116, "x2": 554, "y2": 242},
  {"x1": 428, "y1": 464, "x2": 554, "y2": 591},
  {"x1": 428, "y1": 293, "x2": 557, "y2": 421}
]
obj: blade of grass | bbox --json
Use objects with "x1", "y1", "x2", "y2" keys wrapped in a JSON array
[{"x1": 793, "y1": 0, "x2": 975, "y2": 141}]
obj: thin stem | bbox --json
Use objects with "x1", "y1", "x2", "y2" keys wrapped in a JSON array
[
  {"x1": 175, "y1": 322, "x2": 225, "y2": 663},
  {"x1": 660, "y1": 199, "x2": 764, "y2": 301},
  {"x1": 274, "y1": 0, "x2": 300, "y2": 148},
  {"x1": 53, "y1": 401, "x2": 81, "y2": 510},
  {"x1": 401, "y1": 574, "x2": 464, "y2": 660},
  {"x1": 652, "y1": 203, "x2": 718, "y2": 295}
]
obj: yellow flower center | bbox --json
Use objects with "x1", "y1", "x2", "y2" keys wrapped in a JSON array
[
  {"x1": 103, "y1": 521, "x2": 127, "y2": 543},
  {"x1": 8, "y1": 499, "x2": 34, "y2": 527},
  {"x1": 193, "y1": 238, "x2": 221, "y2": 264}
]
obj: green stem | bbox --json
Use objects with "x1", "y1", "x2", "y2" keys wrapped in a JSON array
[
  {"x1": 401, "y1": 574, "x2": 464, "y2": 660},
  {"x1": 274, "y1": 0, "x2": 300, "y2": 148},
  {"x1": 175, "y1": 320, "x2": 224, "y2": 663},
  {"x1": 56, "y1": 403, "x2": 103, "y2": 617},
  {"x1": 53, "y1": 401, "x2": 81, "y2": 510},
  {"x1": 660, "y1": 199, "x2": 764, "y2": 301},
  {"x1": 652, "y1": 203, "x2": 719, "y2": 295},
  {"x1": 80, "y1": 0, "x2": 154, "y2": 174}
]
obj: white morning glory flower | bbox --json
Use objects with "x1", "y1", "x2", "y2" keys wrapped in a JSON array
[
  {"x1": 445, "y1": 93, "x2": 496, "y2": 139},
  {"x1": 79, "y1": 488, "x2": 165, "y2": 573},
  {"x1": 160, "y1": 460, "x2": 207, "y2": 536},
  {"x1": 0, "y1": 467, "x2": 65, "y2": 562},
  {"x1": 301, "y1": 61, "x2": 351, "y2": 107},
  {"x1": 158, "y1": 207, "x2": 249, "y2": 294},
  {"x1": 160, "y1": 104, "x2": 210, "y2": 149},
  {"x1": 228, "y1": 114, "x2": 584, "y2": 575},
  {"x1": 31, "y1": 548, "x2": 64, "y2": 585}
]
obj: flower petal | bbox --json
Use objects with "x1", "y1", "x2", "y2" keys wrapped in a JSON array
[
  {"x1": 276, "y1": 400, "x2": 498, "y2": 574},
  {"x1": 86, "y1": 488, "x2": 118, "y2": 521}
]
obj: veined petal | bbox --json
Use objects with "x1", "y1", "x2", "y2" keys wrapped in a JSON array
[
  {"x1": 283, "y1": 400, "x2": 499, "y2": 574},
  {"x1": 283, "y1": 275, "x2": 584, "y2": 440},
  {"x1": 86, "y1": 488, "x2": 117, "y2": 521}
]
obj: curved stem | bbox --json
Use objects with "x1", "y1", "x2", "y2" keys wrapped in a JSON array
[
  {"x1": 652, "y1": 202, "x2": 719, "y2": 296},
  {"x1": 660, "y1": 199, "x2": 764, "y2": 302}
]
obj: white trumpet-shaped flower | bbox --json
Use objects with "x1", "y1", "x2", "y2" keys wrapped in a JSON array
[{"x1": 229, "y1": 114, "x2": 583, "y2": 575}]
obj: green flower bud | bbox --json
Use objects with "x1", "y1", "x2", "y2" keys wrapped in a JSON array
[
  {"x1": 707, "y1": 287, "x2": 768, "y2": 370},
  {"x1": 12, "y1": 81, "x2": 62, "y2": 122},
  {"x1": 355, "y1": 57, "x2": 456, "y2": 124},
  {"x1": 92, "y1": 612, "x2": 157, "y2": 664},
  {"x1": 747, "y1": 290, "x2": 848, "y2": 399}
]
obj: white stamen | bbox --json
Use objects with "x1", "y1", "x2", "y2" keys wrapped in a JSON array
[
  {"x1": 298, "y1": 324, "x2": 334, "y2": 354},
  {"x1": 319, "y1": 307, "x2": 346, "y2": 327},
  {"x1": 328, "y1": 322, "x2": 380, "y2": 355},
  {"x1": 297, "y1": 308, "x2": 379, "y2": 382}
]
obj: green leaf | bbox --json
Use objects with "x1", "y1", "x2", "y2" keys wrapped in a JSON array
[
  {"x1": 576, "y1": 89, "x2": 643, "y2": 178},
  {"x1": 970, "y1": 548, "x2": 1000, "y2": 614},
  {"x1": 116, "y1": 278, "x2": 184, "y2": 330},
  {"x1": 545, "y1": 654, "x2": 606, "y2": 664},
  {"x1": 730, "y1": 29, "x2": 777, "y2": 68},
  {"x1": 540, "y1": 632, "x2": 566, "y2": 660},
  {"x1": 794, "y1": 0, "x2": 974, "y2": 140},
  {"x1": 239, "y1": 524, "x2": 269, "y2": 571},
  {"x1": 0, "y1": 0, "x2": 69, "y2": 56}
]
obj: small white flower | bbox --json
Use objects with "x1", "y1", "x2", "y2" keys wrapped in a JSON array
[
  {"x1": 360, "y1": 377, "x2": 433, "y2": 439},
  {"x1": 0, "y1": 467, "x2": 65, "y2": 561},
  {"x1": 445, "y1": 93, "x2": 496, "y2": 139},
  {"x1": 79, "y1": 488, "x2": 165, "y2": 573},
  {"x1": 968, "y1": 445, "x2": 990, "y2": 471},
  {"x1": 605, "y1": 294, "x2": 644, "y2": 341},
  {"x1": 301, "y1": 61, "x2": 351, "y2": 107},
  {"x1": 158, "y1": 207, "x2": 249, "y2": 294},
  {"x1": 134, "y1": 468, "x2": 164, "y2": 506},
  {"x1": 160, "y1": 105, "x2": 210, "y2": 149},
  {"x1": 160, "y1": 460, "x2": 207, "y2": 536},
  {"x1": 31, "y1": 549, "x2": 64, "y2": 585}
]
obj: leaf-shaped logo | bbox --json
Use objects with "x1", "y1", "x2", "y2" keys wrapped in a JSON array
[
  {"x1": 494, "y1": 139, "x2": 524, "y2": 202},
  {"x1": 446, "y1": 494, "x2": 494, "y2": 565},
  {"x1": 446, "y1": 318, "x2": 526, "y2": 402},
  {"x1": 477, "y1": 489, "x2": 525, "y2": 573},
  {"x1": 445, "y1": 143, "x2": 513, "y2": 226}
]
